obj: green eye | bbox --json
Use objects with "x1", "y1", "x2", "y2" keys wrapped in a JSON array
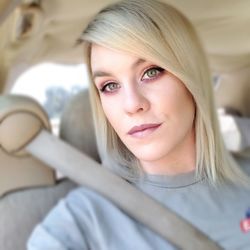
[
  {"x1": 142, "y1": 67, "x2": 164, "y2": 80},
  {"x1": 101, "y1": 82, "x2": 120, "y2": 93},
  {"x1": 107, "y1": 83, "x2": 118, "y2": 91},
  {"x1": 147, "y1": 68, "x2": 158, "y2": 77}
]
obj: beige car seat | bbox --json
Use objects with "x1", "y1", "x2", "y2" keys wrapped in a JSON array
[
  {"x1": 0, "y1": 95, "x2": 55, "y2": 196},
  {"x1": 0, "y1": 89, "x2": 102, "y2": 250},
  {"x1": 215, "y1": 66, "x2": 250, "y2": 157},
  {"x1": 0, "y1": 95, "x2": 78, "y2": 250},
  {"x1": 60, "y1": 90, "x2": 100, "y2": 163}
]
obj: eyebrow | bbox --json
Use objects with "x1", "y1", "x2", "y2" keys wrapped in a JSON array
[{"x1": 92, "y1": 58, "x2": 146, "y2": 80}]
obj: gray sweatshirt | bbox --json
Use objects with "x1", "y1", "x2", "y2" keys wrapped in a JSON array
[{"x1": 27, "y1": 162, "x2": 250, "y2": 250}]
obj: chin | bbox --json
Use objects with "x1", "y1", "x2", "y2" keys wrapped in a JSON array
[{"x1": 129, "y1": 144, "x2": 171, "y2": 163}]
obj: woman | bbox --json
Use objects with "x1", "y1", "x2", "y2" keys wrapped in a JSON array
[{"x1": 28, "y1": 0, "x2": 250, "y2": 249}]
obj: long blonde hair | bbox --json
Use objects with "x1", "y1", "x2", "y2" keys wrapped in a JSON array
[{"x1": 79, "y1": 0, "x2": 247, "y2": 185}]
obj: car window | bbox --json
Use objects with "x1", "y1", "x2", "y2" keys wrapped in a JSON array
[{"x1": 11, "y1": 63, "x2": 88, "y2": 134}]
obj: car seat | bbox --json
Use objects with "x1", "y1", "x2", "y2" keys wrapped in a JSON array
[
  {"x1": 0, "y1": 94, "x2": 81, "y2": 250},
  {"x1": 215, "y1": 66, "x2": 250, "y2": 157}
]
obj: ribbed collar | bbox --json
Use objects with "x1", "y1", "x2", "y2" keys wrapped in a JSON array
[{"x1": 134, "y1": 170, "x2": 205, "y2": 189}]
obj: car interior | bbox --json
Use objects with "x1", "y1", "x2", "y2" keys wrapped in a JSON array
[{"x1": 0, "y1": 0, "x2": 250, "y2": 249}]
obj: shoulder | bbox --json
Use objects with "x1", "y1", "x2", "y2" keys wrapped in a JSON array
[
  {"x1": 27, "y1": 186, "x2": 106, "y2": 250},
  {"x1": 65, "y1": 186, "x2": 116, "y2": 214},
  {"x1": 64, "y1": 186, "x2": 129, "y2": 228},
  {"x1": 40, "y1": 186, "x2": 114, "y2": 227},
  {"x1": 66, "y1": 185, "x2": 108, "y2": 204}
]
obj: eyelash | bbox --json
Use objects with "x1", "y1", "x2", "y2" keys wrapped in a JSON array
[
  {"x1": 100, "y1": 82, "x2": 120, "y2": 93},
  {"x1": 99, "y1": 66, "x2": 165, "y2": 93},
  {"x1": 141, "y1": 66, "x2": 165, "y2": 81}
]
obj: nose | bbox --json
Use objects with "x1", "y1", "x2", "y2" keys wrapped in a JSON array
[{"x1": 123, "y1": 85, "x2": 150, "y2": 115}]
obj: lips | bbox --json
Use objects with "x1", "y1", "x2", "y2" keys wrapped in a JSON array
[{"x1": 128, "y1": 123, "x2": 161, "y2": 135}]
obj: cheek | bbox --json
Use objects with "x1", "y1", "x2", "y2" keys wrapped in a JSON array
[
  {"x1": 101, "y1": 98, "x2": 123, "y2": 132},
  {"x1": 176, "y1": 91, "x2": 195, "y2": 114},
  {"x1": 156, "y1": 80, "x2": 195, "y2": 124},
  {"x1": 173, "y1": 90, "x2": 196, "y2": 128}
]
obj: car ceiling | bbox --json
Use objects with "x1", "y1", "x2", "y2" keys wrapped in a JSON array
[{"x1": 0, "y1": 0, "x2": 249, "y2": 112}]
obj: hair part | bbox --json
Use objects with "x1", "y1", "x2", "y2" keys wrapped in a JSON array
[{"x1": 80, "y1": 0, "x2": 248, "y2": 185}]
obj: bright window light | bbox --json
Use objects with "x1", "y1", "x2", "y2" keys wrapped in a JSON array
[{"x1": 11, "y1": 63, "x2": 88, "y2": 104}]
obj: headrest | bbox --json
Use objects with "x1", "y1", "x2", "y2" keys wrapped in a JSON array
[
  {"x1": 0, "y1": 94, "x2": 50, "y2": 156},
  {"x1": 215, "y1": 66, "x2": 250, "y2": 117},
  {"x1": 215, "y1": 66, "x2": 250, "y2": 157},
  {"x1": 0, "y1": 94, "x2": 54, "y2": 196},
  {"x1": 59, "y1": 90, "x2": 100, "y2": 162},
  {"x1": 219, "y1": 112, "x2": 250, "y2": 157}
]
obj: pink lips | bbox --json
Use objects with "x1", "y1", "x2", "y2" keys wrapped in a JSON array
[{"x1": 128, "y1": 123, "x2": 161, "y2": 137}]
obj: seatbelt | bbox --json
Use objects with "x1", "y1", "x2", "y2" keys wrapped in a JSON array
[{"x1": 26, "y1": 130, "x2": 222, "y2": 250}]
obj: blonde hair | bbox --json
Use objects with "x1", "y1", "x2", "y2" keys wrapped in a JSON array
[{"x1": 80, "y1": 0, "x2": 247, "y2": 184}]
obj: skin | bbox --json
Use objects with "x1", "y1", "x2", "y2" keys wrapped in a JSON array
[{"x1": 90, "y1": 44, "x2": 196, "y2": 175}]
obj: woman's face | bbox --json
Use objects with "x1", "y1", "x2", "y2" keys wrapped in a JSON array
[{"x1": 90, "y1": 44, "x2": 196, "y2": 174}]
